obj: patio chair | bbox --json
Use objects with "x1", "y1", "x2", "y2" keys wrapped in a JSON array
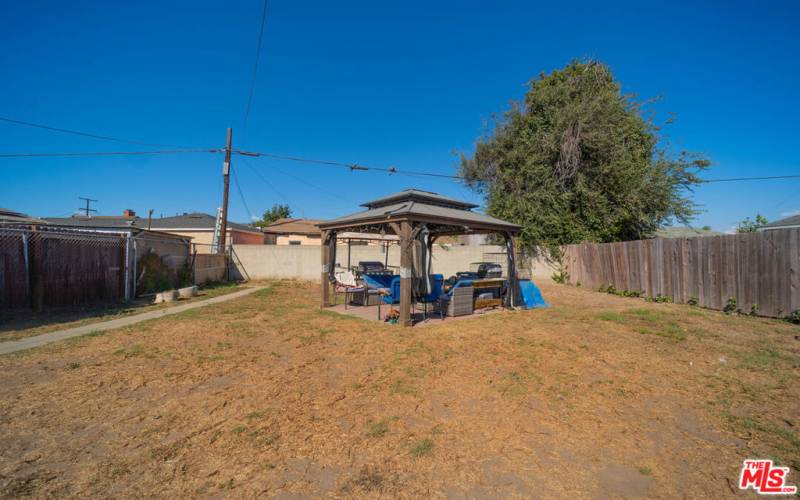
[
  {"x1": 415, "y1": 274, "x2": 445, "y2": 320},
  {"x1": 333, "y1": 271, "x2": 366, "y2": 310}
]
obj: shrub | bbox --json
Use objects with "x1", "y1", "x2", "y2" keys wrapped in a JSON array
[
  {"x1": 723, "y1": 297, "x2": 738, "y2": 315},
  {"x1": 788, "y1": 309, "x2": 800, "y2": 325},
  {"x1": 687, "y1": 296, "x2": 698, "y2": 306},
  {"x1": 552, "y1": 268, "x2": 570, "y2": 284},
  {"x1": 137, "y1": 252, "x2": 178, "y2": 294},
  {"x1": 645, "y1": 295, "x2": 673, "y2": 303},
  {"x1": 599, "y1": 284, "x2": 617, "y2": 295}
]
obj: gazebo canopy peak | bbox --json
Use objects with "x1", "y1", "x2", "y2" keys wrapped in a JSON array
[{"x1": 318, "y1": 189, "x2": 521, "y2": 235}]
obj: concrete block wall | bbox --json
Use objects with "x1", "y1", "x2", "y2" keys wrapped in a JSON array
[{"x1": 231, "y1": 244, "x2": 555, "y2": 282}]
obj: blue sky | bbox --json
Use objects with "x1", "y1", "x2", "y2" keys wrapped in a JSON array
[{"x1": 1, "y1": 0, "x2": 798, "y2": 231}]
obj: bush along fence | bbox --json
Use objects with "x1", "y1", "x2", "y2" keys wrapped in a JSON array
[
  {"x1": 562, "y1": 228, "x2": 800, "y2": 319},
  {"x1": 0, "y1": 225, "x2": 204, "y2": 310}
]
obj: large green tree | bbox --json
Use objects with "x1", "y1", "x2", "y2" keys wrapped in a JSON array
[{"x1": 460, "y1": 60, "x2": 709, "y2": 259}]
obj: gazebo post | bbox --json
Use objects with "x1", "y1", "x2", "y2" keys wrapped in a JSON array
[
  {"x1": 320, "y1": 230, "x2": 331, "y2": 308},
  {"x1": 347, "y1": 238, "x2": 352, "y2": 271},
  {"x1": 505, "y1": 231, "x2": 520, "y2": 308},
  {"x1": 398, "y1": 221, "x2": 414, "y2": 327}
]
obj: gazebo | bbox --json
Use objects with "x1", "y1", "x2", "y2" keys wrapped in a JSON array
[{"x1": 317, "y1": 189, "x2": 523, "y2": 327}]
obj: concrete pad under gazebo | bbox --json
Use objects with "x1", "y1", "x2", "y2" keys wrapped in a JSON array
[{"x1": 317, "y1": 189, "x2": 523, "y2": 327}]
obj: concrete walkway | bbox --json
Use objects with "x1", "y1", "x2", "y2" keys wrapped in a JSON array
[{"x1": 0, "y1": 287, "x2": 264, "y2": 355}]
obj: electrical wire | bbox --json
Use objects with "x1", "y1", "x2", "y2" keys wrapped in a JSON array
[
  {"x1": 235, "y1": 149, "x2": 463, "y2": 179},
  {"x1": 230, "y1": 164, "x2": 255, "y2": 222},
  {"x1": 0, "y1": 149, "x2": 221, "y2": 158},
  {"x1": 701, "y1": 174, "x2": 800, "y2": 183},
  {"x1": 239, "y1": 156, "x2": 291, "y2": 203},
  {"x1": 241, "y1": 0, "x2": 270, "y2": 136},
  {"x1": 1, "y1": 138, "x2": 797, "y2": 186},
  {"x1": 0, "y1": 116, "x2": 199, "y2": 149}
]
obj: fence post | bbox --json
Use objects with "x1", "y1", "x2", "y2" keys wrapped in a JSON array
[
  {"x1": 124, "y1": 235, "x2": 135, "y2": 301},
  {"x1": 28, "y1": 231, "x2": 44, "y2": 311}
]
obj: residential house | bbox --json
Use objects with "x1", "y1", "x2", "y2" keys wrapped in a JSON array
[
  {"x1": 262, "y1": 218, "x2": 323, "y2": 245},
  {"x1": 757, "y1": 214, "x2": 800, "y2": 232},
  {"x1": 45, "y1": 210, "x2": 264, "y2": 252},
  {"x1": 146, "y1": 212, "x2": 264, "y2": 249}
]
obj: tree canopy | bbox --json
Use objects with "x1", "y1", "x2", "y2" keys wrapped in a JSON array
[
  {"x1": 736, "y1": 214, "x2": 768, "y2": 233},
  {"x1": 253, "y1": 204, "x2": 292, "y2": 228},
  {"x1": 460, "y1": 60, "x2": 710, "y2": 259}
]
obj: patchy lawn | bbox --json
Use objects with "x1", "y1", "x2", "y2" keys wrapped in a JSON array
[
  {"x1": 0, "y1": 281, "x2": 798, "y2": 497},
  {"x1": 0, "y1": 282, "x2": 242, "y2": 343}
]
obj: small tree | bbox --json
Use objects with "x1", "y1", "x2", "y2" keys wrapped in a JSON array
[
  {"x1": 253, "y1": 204, "x2": 292, "y2": 228},
  {"x1": 736, "y1": 214, "x2": 768, "y2": 233}
]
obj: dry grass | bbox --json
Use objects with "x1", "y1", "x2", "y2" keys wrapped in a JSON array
[
  {"x1": 0, "y1": 282, "x2": 242, "y2": 342},
  {"x1": 0, "y1": 280, "x2": 798, "y2": 497}
]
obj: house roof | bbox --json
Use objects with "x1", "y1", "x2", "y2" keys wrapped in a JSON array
[
  {"x1": 44, "y1": 212, "x2": 261, "y2": 234},
  {"x1": 360, "y1": 189, "x2": 479, "y2": 210},
  {"x1": 147, "y1": 213, "x2": 260, "y2": 233},
  {"x1": 262, "y1": 218, "x2": 324, "y2": 236},
  {"x1": 0, "y1": 208, "x2": 46, "y2": 224},
  {"x1": 760, "y1": 214, "x2": 800, "y2": 230},
  {"x1": 319, "y1": 189, "x2": 521, "y2": 233}
]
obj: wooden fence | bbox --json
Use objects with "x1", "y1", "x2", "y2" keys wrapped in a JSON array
[
  {"x1": 0, "y1": 228, "x2": 128, "y2": 309},
  {"x1": 562, "y1": 228, "x2": 800, "y2": 318}
]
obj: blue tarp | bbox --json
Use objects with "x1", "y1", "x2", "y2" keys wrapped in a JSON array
[{"x1": 519, "y1": 279, "x2": 549, "y2": 309}]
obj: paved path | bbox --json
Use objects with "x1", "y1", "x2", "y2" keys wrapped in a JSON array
[{"x1": 0, "y1": 287, "x2": 264, "y2": 355}]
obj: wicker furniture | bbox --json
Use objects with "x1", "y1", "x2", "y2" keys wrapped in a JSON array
[{"x1": 443, "y1": 286, "x2": 474, "y2": 317}]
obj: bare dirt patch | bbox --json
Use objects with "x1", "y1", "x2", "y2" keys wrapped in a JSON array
[{"x1": 0, "y1": 281, "x2": 798, "y2": 497}]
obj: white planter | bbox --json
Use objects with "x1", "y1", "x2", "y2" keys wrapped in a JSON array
[
  {"x1": 156, "y1": 290, "x2": 178, "y2": 303},
  {"x1": 178, "y1": 286, "x2": 198, "y2": 299}
]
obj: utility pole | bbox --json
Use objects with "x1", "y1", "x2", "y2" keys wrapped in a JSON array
[
  {"x1": 218, "y1": 128, "x2": 232, "y2": 251},
  {"x1": 78, "y1": 197, "x2": 97, "y2": 216}
]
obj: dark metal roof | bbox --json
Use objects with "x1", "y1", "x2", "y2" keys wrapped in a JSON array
[
  {"x1": 761, "y1": 214, "x2": 800, "y2": 229},
  {"x1": 360, "y1": 189, "x2": 479, "y2": 210},
  {"x1": 320, "y1": 191, "x2": 521, "y2": 233},
  {"x1": 44, "y1": 213, "x2": 260, "y2": 234}
]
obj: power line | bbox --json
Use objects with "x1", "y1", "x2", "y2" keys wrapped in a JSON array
[
  {"x1": 242, "y1": 0, "x2": 270, "y2": 137},
  {"x1": 239, "y1": 156, "x2": 291, "y2": 204},
  {"x1": 239, "y1": 150, "x2": 800, "y2": 184},
  {"x1": 230, "y1": 164, "x2": 254, "y2": 222},
  {"x1": 0, "y1": 148, "x2": 221, "y2": 158},
  {"x1": 235, "y1": 149, "x2": 462, "y2": 179},
  {"x1": 0, "y1": 116, "x2": 197, "y2": 149},
  {"x1": 701, "y1": 174, "x2": 800, "y2": 183},
  {"x1": 1, "y1": 138, "x2": 797, "y2": 186}
]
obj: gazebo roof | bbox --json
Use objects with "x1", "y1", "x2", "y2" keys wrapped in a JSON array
[
  {"x1": 318, "y1": 189, "x2": 521, "y2": 234},
  {"x1": 360, "y1": 189, "x2": 478, "y2": 210}
]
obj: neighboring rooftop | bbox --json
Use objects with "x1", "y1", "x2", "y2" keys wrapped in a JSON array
[
  {"x1": 44, "y1": 210, "x2": 260, "y2": 234},
  {"x1": 656, "y1": 226, "x2": 723, "y2": 238},
  {"x1": 759, "y1": 214, "x2": 800, "y2": 231},
  {"x1": 0, "y1": 208, "x2": 46, "y2": 224},
  {"x1": 261, "y1": 218, "x2": 324, "y2": 236}
]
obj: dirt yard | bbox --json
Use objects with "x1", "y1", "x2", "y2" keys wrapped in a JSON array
[{"x1": 1, "y1": 281, "x2": 798, "y2": 498}]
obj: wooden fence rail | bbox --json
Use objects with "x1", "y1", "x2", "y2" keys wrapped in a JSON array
[{"x1": 563, "y1": 228, "x2": 800, "y2": 318}]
